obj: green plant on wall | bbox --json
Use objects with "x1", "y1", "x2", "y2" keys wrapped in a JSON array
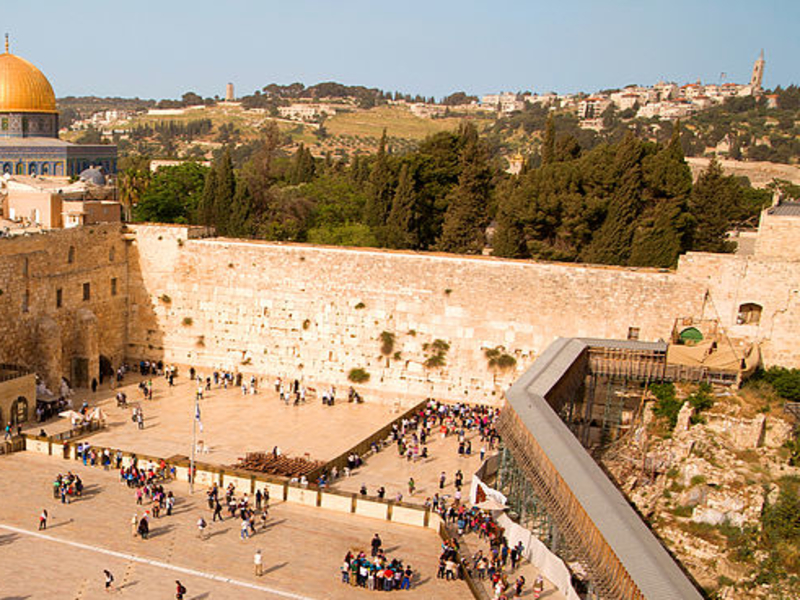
[
  {"x1": 379, "y1": 331, "x2": 396, "y2": 356},
  {"x1": 159, "y1": 294, "x2": 172, "y2": 304},
  {"x1": 484, "y1": 346, "x2": 517, "y2": 370},
  {"x1": 423, "y1": 339, "x2": 450, "y2": 369},
  {"x1": 182, "y1": 316, "x2": 193, "y2": 326},
  {"x1": 348, "y1": 367, "x2": 370, "y2": 383}
]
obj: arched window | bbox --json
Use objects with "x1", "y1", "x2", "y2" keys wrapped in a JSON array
[
  {"x1": 737, "y1": 303, "x2": 763, "y2": 325},
  {"x1": 28, "y1": 162, "x2": 36, "y2": 176},
  {"x1": 68, "y1": 246, "x2": 75, "y2": 264}
]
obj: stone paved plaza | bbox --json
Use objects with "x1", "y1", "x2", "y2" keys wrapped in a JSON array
[
  {"x1": 26, "y1": 373, "x2": 399, "y2": 465},
  {"x1": 0, "y1": 452, "x2": 470, "y2": 599}
]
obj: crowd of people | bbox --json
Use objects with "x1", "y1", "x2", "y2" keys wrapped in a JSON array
[
  {"x1": 200, "y1": 481, "x2": 271, "y2": 540},
  {"x1": 340, "y1": 534, "x2": 414, "y2": 591}
]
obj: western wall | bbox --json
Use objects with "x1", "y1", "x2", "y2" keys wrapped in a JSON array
[{"x1": 2, "y1": 210, "x2": 799, "y2": 406}]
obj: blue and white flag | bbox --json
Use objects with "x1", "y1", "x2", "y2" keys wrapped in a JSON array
[{"x1": 195, "y1": 402, "x2": 204, "y2": 432}]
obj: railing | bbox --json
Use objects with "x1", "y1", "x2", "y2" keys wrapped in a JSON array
[
  {"x1": 439, "y1": 520, "x2": 489, "y2": 600},
  {"x1": 785, "y1": 401, "x2": 800, "y2": 422},
  {"x1": 0, "y1": 436, "x2": 26, "y2": 455},
  {"x1": 0, "y1": 363, "x2": 31, "y2": 383},
  {"x1": 307, "y1": 399, "x2": 427, "y2": 483},
  {"x1": 50, "y1": 421, "x2": 102, "y2": 442}
]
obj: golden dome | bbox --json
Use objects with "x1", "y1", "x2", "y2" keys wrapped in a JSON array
[{"x1": 0, "y1": 51, "x2": 57, "y2": 114}]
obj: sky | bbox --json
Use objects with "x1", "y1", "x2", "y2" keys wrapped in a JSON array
[{"x1": 4, "y1": 0, "x2": 798, "y2": 101}]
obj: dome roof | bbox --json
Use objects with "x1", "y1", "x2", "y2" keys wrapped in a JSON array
[
  {"x1": 79, "y1": 167, "x2": 106, "y2": 186},
  {"x1": 0, "y1": 51, "x2": 57, "y2": 114}
]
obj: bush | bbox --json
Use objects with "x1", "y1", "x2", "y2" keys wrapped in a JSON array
[
  {"x1": 348, "y1": 368, "x2": 370, "y2": 383},
  {"x1": 651, "y1": 383, "x2": 683, "y2": 429},
  {"x1": 379, "y1": 331, "x2": 395, "y2": 356},
  {"x1": 182, "y1": 316, "x2": 193, "y2": 326},
  {"x1": 484, "y1": 346, "x2": 517, "y2": 370},
  {"x1": 764, "y1": 367, "x2": 800, "y2": 402},
  {"x1": 423, "y1": 339, "x2": 450, "y2": 369}
]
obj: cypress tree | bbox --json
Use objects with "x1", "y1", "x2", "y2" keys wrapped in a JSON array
[
  {"x1": 437, "y1": 124, "x2": 492, "y2": 254},
  {"x1": 582, "y1": 132, "x2": 645, "y2": 264},
  {"x1": 227, "y1": 177, "x2": 255, "y2": 238},
  {"x1": 689, "y1": 157, "x2": 736, "y2": 253},
  {"x1": 213, "y1": 150, "x2": 236, "y2": 236},
  {"x1": 541, "y1": 114, "x2": 556, "y2": 166},
  {"x1": 198, "y1": 167, "x2": 217, "y2": 227},
  {"x1": 385, "y1": 163, "x2": 418, "y2": 249},
  {"x1": 363, "y1": 129, "x2": 394, "y2": 231}
]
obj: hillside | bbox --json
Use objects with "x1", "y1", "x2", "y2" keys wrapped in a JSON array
[{"x1": 600, "y1": 380, "x2": 800, "y2": 599}]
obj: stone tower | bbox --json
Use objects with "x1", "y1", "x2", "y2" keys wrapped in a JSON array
[
  {"x1": 749, "y1": 50, "x2": 765, "y2": 94},
  {"x1": 225, "y1": 82, "x2": 235, "y2": 102}
]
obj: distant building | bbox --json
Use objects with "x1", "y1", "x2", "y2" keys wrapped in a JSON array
[
  {"x1": 749, "y1": 50, "x2": 765, "y2": 94},
  {"x1": 226, "y1": 82, "x2": 235, "y2": 102},
  {"x1": 2, "y1": 171, "x2": 120, "y2": 229},
  {"x1": 0, "y1": 38, "x2": 117, "y2": 177},
  {"x1": 481, "y1": 92, "x2": 524, "y2": 114}
]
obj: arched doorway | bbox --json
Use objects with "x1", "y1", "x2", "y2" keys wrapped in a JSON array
[
  {"x1": 99, "y1": 355, "x2": 113, "y2": 385},
  {"x1": 679, "y1": 327, "x2": 704, "y2": 345},
  {"x1": 11, "y1": 396, "x2": 28, "y2": 425}
]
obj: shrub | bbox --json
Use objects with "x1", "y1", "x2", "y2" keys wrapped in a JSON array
[
  {"x1": 484, "y1": 346, "x2": 517, "y2": 370},
  {"x1": 182, "y1": 316, "x2": 193, "y2": 326},
  {"x1": 764, "y1": 367, "x2": 800, "y2": 402},
  {"x1": 379, "y1": 331, "x2": 395, "y2": 356},
  {"x1": 423, "y1": 339, "x2": 450, "y2": 369},
  {"x1": 355, "y1": 302, "x2": 366, "y2": 310},
  {"x1": 159, "y1": 294, "x2": 172, "y2": 304},
  {"x1": 348, "y1": 368, "x2": 370, "y2": 383},
  {"x1": 651, "y1": 383, "x2": 683, "y2": 428},
  {"x1": 302, "y1": 319, "x2": 311, "y2": 330}
]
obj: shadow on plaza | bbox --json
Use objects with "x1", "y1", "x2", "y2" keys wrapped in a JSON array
[
  {"x1": 148, "y1": 523, "x2": 175, "y2": 538},
  {"x1": 1, "y1": 595, "x2": 32, "y2": 599},
  {"x1": 263, "y1": 561, "x2": 288, "y2": 575},
  {"x1": 0, "y1": 533, "x2": 19, "y2": 545}
]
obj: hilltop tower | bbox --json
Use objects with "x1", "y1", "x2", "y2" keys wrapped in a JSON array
[
  {"x1": 749, "y1": 49, "x2": 765, "y2": 94},
  {"x1": 225, "y1": 82, "x2": 235, "y2": 102}
]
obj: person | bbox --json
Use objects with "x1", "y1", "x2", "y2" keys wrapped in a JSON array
[
  {"x1": 131, "y1": 513, "x2": 138, "y2": 537},
  {"x1": 533, "y1": 574, "x2": 544, "y2": 599},
  {"x1": 175, "y1": 580, "x2": 187, "y2": 600},
  {"x1": 138, "y1": 516, "x2": 149, "y2": 539},
  {"x1": 197, "y1": 516, "x2": 207, "y2": 539},
  {"x1": 408, "y1": 477, "x2": 415, "y2": 496},
  {"x1": 254, "y1": 549, "x2": 263, "y2": 576},
  {"x1": 371, "y1": 533, "x2": 382, "y2": 557},
  {"x1": 104, "y1": 570, "x2": 114, "y2": 593},
  {"x1": 39, "y1": 509, "x2": 48, "y2": 530},
  {"x1": 401, "y1": 565, "x2": 412, "y2": 590},
  {"x1": 439, "y1": 471, "x2": 446, "y2": 489},
  {"x1": 515, "y1": 575, "x2": 526, "y2": 597}
]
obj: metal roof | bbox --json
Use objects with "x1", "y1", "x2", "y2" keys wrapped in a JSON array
[
  {"x1": 767, "y1": 202, "x2": 800, "y2": 217},
  {"x1": 506, "y1": 338, "x2": 702, "y2": 600},
  {"x1": 578, "y1": 337, "x2": 668, "y2": 353}
]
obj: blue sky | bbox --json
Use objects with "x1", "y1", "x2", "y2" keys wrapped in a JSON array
[{"x1": 5, "y1": 0, "x2": 798, "y2": 100}]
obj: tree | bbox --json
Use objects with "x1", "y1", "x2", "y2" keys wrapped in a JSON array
[
  {"x1": 582, "y1": 132, "x2": 645, "y2": 264},
  {"x1": 437, "y1": 124, "x2": 493, "y2": 254},
  {"x1": 363, "y1": 129, "x2": 394, "y2": 235},
  {"x1": 689, "y1": 157, "x2": 736, "y2": 253},
  {"x1": 385, "y1": 164, "x2": 419, "y2": 249},
  {"x1": 289, "y1": 144, "x2": 316, "y2": 185},
  {"x1": 133, "y1": 162, "x2": 208, "y2": 224},
  {"x1": 118, "y1": 156, "x2": 151, "y2": 222},
  {"x1": 541, "y1": 114, "x2": 556, "y2": 166},
  {"x1": 210, "y1": 150, "x2": 236, "y2": 235}
]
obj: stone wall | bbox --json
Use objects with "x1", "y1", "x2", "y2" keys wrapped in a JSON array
[
  {"x1": 0, "y1": 223, "x2": 128, "y2": 389},
  {"x1": 2, "y1": 219, "x2": 799, "y2": 402},
  {"x1": 125, "y1": 225, "x2": 706, "y2": 403}
]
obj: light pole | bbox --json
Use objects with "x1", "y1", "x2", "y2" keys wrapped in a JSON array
[{"x1": 190, "y1": 393, "x2": 198, "y2": 494}]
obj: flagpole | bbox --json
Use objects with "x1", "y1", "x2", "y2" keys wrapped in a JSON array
[{"x1": 190, "y1": 393, "x2": 197, "y2": 494}]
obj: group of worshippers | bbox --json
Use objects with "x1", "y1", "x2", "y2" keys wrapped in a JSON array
[
  {"x1": 340, "y1": 534, "x2": 413, "y2": 591},
  {"x1": 121, "y1": 459, "x2": 176, "y2": 540},
  {"x1": 51, "y1": 471, "x2": 83, "y2": 503},
  {"x1": 202, "y1": 482, "x2": 270, "y2": 540}
]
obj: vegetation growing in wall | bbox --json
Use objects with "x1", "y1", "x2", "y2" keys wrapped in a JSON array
[
  {"x1": 182, "y1": 316, "x2": 193, "y2": 326},
  {"x1": 159, "y1": 294, "x2": 172, "y2": 304},
  {"x1": 423, "y1": 339, "x2": 450, "y2": 368},
  {"x1": 762, "y1": 367, "x2": 800, "y2": 402},
  {"x1": 302, "y1": 318, "x2": 311, "y2": 330},
  {"x1": 379, "y1": 331, "x2": 395, "y2": 356},
  {"x1": 484, "y1": 346, "x2": 517, "y2": 370},
  {"x1": 354, "y1": 302, "x2": 366, "y2": 310},
  {"x1": 348, "y1": 368, "x2": 370, "y2": 383}
]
